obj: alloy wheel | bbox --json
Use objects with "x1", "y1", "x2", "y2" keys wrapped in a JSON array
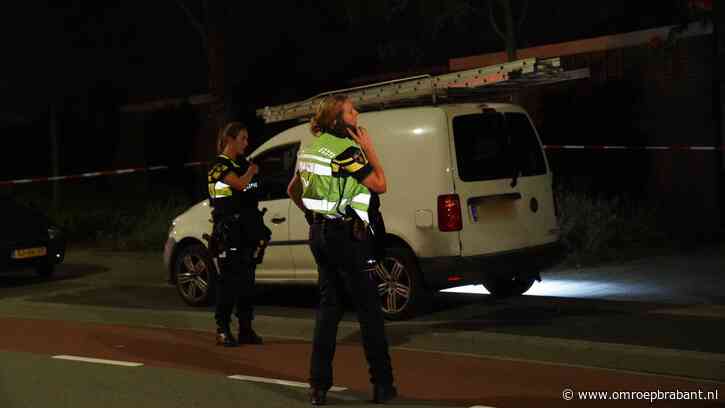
[
  {"x1": 370, "y1": 256, "x2": 412, "y2": 315},
  {"x1": 177, "y1": 253, "x2": 211, "y2": 303}
]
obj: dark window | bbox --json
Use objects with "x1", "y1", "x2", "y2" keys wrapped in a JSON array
[
  {"x1": 506, "y1": 113, "x2": 547, "y2": 177},
  {"x1": 453, "y1": 112, "x2": 546, "y2": 182},
  {"x1": 254, "y1": 143, "x2": 300, "y2": 201}
]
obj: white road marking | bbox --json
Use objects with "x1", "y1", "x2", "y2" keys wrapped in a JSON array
[
  {"x1": 52, "y1": 355, "x2": 143, "y2": 367},
  {"x1": 469, "y1": 406, "x2": 496, "y2": 408},
  {"x1": 390, "y1": 345, "x2": 725, "y2": 385},
  {"x1": 228, "y1": 374, "x2": 347, "y2": 392}
]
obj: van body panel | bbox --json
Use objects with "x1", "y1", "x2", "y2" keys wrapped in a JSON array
[
  {"x1": 255, "y1": 198, "x2": 296, "y2": 280},
  {"x1": 443, "y1": 104, "x2": 559, "y2": 257},
  {"x1": 169, "y1": 200, "x2": 212, "y2": 248},
  {"x1": 360, "y1": 107, "x2": 460, "y2": 258}
]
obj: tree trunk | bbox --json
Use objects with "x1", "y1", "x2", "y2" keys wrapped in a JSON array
[
  {"x1": 49, "y1": 104, "x2": 60, "y2": 211},
  {"x1": 206, "y1": 1, "x2": 227, "y2": 132},
  {"x1": 489, "y1": 0, "x2": 519, "y2": 62},
  {"x1": 502, "y1": 0, "x2": 517, "y2": 61}
]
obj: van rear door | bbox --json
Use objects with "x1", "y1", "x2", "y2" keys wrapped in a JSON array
[{"x1": 446, "y1": 104, "x2": 557, "y2": 257}]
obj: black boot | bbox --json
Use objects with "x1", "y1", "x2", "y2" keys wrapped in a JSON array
[
  {"x1": 372, "y1": 384, "x2": 398, "y2": 404},
  {"x1": 216, "y1": 327, "x2": 239, "y2": 347},
  {"x1": 238, "y1": 320, "x2": 263, "y2": 345},
  {"x1": 309, "y1": 387, "x2": 327, "y2": 405}
]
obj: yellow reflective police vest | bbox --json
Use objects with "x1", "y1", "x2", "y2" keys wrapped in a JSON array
[
  {"x1": 297, "y1": 133, "x2": 371, "y2": 223},
  {"x1": 207, "y1": 154, "x2": 240, "y2": 201}
]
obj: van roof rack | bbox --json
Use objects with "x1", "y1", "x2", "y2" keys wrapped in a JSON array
[{"x1": 256, "y1": 57, "x2": 589, "y2": 124}]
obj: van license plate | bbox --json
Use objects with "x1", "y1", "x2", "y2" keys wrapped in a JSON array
[{"x1": 12, "y1": 247, "x2": 47, "y2": 259}]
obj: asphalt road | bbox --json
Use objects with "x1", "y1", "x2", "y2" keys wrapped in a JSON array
[{"x1": 0, "y1": 245, "x2": 724, "y2": 407}]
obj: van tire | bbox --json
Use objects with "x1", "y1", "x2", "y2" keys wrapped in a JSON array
[
  {"x1": 371, "y1": 244, "x2": 431, "y2": 321},
  {"x1": 483, "y1": 275, "x2": 536, "y2": 297},
  {"x1": 174, "y1": 243, "x2": 217, "y2": 307}
]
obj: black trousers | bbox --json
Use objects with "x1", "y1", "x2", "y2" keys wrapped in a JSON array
[
  {"x1": 214, "y1": 219, "x2": 256, "y2": 329},
  {"x1": 308, "y1": 220, "x2": 394, "y2": 390}
]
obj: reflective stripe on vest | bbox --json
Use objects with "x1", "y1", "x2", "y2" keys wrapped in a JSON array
[
  {"x1": 209, "y1": 180, "x2": 232, "y2": 199},
  {"x1": 350, "y1": 193, "x2": 370, "y2": 223},
  {"x1": 298, "y1": 161, "x2": 332, "y2": 177},
  {"x1": 208, "y1": 154, "x2": 241, "y2": 200}
]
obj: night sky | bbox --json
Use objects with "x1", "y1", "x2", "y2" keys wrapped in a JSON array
[
  {"x1": 0, "y1": 1, "x2": 688, "y2": 179},
  {"x1": 0, "y1": 1, "x2": 684, "y2": 113}
]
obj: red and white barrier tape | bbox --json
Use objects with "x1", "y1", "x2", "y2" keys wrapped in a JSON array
[
  {"x1": 1, "y1": 144, "x2": 723, "y2": 186},
  {"x1": 0, "y1": 161, "x2": 208, "y2": 186},
  {"x1": 543, "y1": 145, "x2": 724, "y2": 151}
]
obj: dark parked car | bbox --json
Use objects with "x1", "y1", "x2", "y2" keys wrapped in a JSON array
[{"x1": 0, "y1": 196, "x2": 65, "y2": 277}]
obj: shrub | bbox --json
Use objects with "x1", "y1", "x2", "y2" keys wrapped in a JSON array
[
  {"x1": 555, "y1": 187, "x2": 670, "y2": 266},
  {"x1": 112, "y1": 199, "x2": 193, "y2": 251},
  {"x1": 43, "y1": 196, "x2": 194, "y2": 251}
]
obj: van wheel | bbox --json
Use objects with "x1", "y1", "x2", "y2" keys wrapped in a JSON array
[
  {"x1": 174, "y1": 243, "x2": 216, "y2": 306},
  {"x1": 483, "y1": 275, "x2": 536, "y2": 297},
  {"x1": 370, "y1": 245, "x2": 431, "y2": 321}
]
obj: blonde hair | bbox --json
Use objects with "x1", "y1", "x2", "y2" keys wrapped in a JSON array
[
  {"x1": 216, "y1": 121, "x2": 247, "y2": 154},
  {"x1": 310, "y1": 95, "x2": 349, "y2": 136}
]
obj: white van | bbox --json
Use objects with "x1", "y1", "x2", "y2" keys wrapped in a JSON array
[{"x1": 163, "y1": 102, "x2": 562, "y2": 320}]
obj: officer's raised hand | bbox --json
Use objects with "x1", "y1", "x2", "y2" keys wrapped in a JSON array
[
  {"x1": 247, "y1": 162, "x2": 259, "y2": 177},
  {"x1": 347, "y1": 126, "x2": 373, "y2": 151},
  {"x1": 347, "y1": 125, "x2": 387, "y2": 194}
]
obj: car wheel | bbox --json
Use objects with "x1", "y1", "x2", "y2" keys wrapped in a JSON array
[
  {"x1": 482, "y1": 275, "x2": 536, "y2": 297},
  {"x1": 369, "y1": 245, "x2": 431, "y2": 321},
  {"x1": 35, "y1": 263, "x2": 55, "y2": 278},
  {"x1": 174, "y1": 243, "x2": 216, "y2": 306}
]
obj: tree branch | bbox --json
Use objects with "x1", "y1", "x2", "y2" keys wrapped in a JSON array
[
  {"x1": 175, "y1": 0, "x2": 208, "y2": 50},
  {"x1": 488, "y1": 0, "x2": 505, "y2": 40},
  {"x1": 517, "y1": 0, "x2": 529, "y2": 31}
]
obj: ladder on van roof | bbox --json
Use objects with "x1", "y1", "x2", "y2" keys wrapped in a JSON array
[{"x1": 256, "y1": 57, "x2": 589, "y2": 124}]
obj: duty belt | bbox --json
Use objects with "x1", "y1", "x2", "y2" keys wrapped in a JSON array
[
  {"x1": 311, "y1": 213, "x2": 352, "y2": 225},
  {"x1": 213, "y1": 213, "x2": 242, "y2": 223}
]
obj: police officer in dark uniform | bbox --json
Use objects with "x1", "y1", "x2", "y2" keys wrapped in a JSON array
[
  {"x1": 288, "y1": 95, "x2": 397, "y2": 405},
  {"x1": 207, "y1": 121, "x2": 269, "y2": 347}
]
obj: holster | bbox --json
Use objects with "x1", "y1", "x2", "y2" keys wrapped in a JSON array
[
  {"x1": 236, "y1": 208, "x2": 272, "y2": 265},
  {"x1": 346, "y1": 206, "x2": 371, "y2": 242},
  {"x1": 351, "y1": 217, "x2": 370, "y2": 241},
  {"x1": 204, "y1": 218, "x2": 231, "y2": 259},
  {"x1": 203, "y1": 233, "x2": 221, "y2": 257},
  {"x1": 369, "y1": 209, "x2": 387, "y2": 260},
  {"x1": 206, "y1": 210, "x2": 271, "y2": 265}
]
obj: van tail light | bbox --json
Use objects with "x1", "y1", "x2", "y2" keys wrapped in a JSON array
[
  {"x1": 552, "y1": 189, "x2": 560, "y2": 218},
  {"x1": 438, "y1": 194, "x2": 462, "y2": 231}
]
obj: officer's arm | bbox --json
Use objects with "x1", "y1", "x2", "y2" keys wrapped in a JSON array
[
  {"x1": 347, "y1": 127, "x2": 387, "y2": 194},
  {"x1": 287, "y1": 172, "x2": 305, "y2": 212},
  {"x1": 361, "y1": 165, "x2": 386, "y2": 194},
  {"x1": 222, "y1": 163, "x2": 258, "y2": 191},
  {"x1": 358, "y1": 146, "x2": 386, "y2": 194}
]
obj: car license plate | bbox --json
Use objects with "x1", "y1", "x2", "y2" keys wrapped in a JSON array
[{"x1": 12, "y1": 247, "x2": 47, "y2": 259}]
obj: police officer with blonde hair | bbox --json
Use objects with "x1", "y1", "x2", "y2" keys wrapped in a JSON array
[
  {"x1": 287, "y1": 95, "x2": 397, "y2": 405},
  {"x1": 207, "y1": 121, "x2": 269, "y2": 347}
]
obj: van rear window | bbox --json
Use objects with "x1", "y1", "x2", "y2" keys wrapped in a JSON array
[{"x1": 452, "y1": 112, "x2": 546, "y2": 182}]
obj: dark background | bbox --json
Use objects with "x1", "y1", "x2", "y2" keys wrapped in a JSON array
[
  {"x1": 0, "y1": 2, "x2": 685, "y2": 105},
  {"x1": 0, "y1": 1, "x2": 713, "y2": 190}
]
